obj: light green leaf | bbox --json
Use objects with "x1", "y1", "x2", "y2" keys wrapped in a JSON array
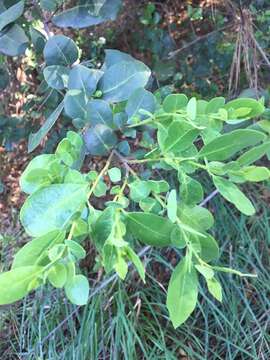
[
  {"x1": 167, "y1": 189, "x2": 177, "y2": 222},
  {"x1": 206, "y1": 277, "x2": 222, "y2": 302},
  {"x1": 166, "y1": 257, "x2": 198, "y2": 328},
  {"x1": 237, "y1": 141, "x2": 270, "y2": 166},
  {"x1": 205, "y1": 97, "x2": 225, "y2": 114},
  {"x1": 195, "y1": 265, "x2": 214, "y2": 279},
  {"x1": 198, "y1": 234, "x2": 219, "y2": 262},
  {"x1": 108, "y1": 167, "x2": 121, "y2": 183},
  {"x1": 129, "y1": 180, "x2": 151, "y2": 202},
  {"x1": 20, "y1": 183, "x2": 88, "y2": 237},
  {"x1": 114, "y1": 256, "x2": 128, "y2": 280},
  {"x1": 20, "y1": 154, "x2": 56, "y2": 194},
  {"x1": 224, "y1": 98, "x2": 265, "y2": 120},
  {"x1": 65, "y1": 240, "x2": 86, "y2": 260},
  {"x1": 48, "y1": 263, "x2": 67, "y2": 288},
  {"x1": 186, "y1": 97, "x2": 197, "y2": 120},
  {"x1": 0, "y1": 266, "x2": 43, "y2": 305},
  {"x1": 199, "y1": 129, "x2": 266, "y2": 161},
  {"x1": 65, "y1": 274, "x2": 89, "y2": 305},
  {"x1": 159, "y1": 121, "x2": 199, "y2": 154},
  {"x1": 28, "y1": 101, "x2": 64, "y2": 153},
  {"x1": 179, "y1": 173, "x2": 203, "y2": 206},
  {"x1": 126, "y1": 247, "x2": 145, "y2": 282},
  {"x1": 163, "y1": 94, "x2": 188, "y2": 113},
  {"x1": 12, "y1": 231, "x2": 65, "y2": 268},
  {"x1": 242, "y1": 166, "x2": 270, "y2": 182},
  {"x1": 213, "y1": 176, "x2": 255, "y2": 216},
  {"x1": 147, "y1": 180, "x2": 169, "y2": 194}
]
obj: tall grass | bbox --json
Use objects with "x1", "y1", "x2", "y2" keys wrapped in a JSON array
[{"x1": 1, "y1": 195, "x2": 269, "y2": 359}]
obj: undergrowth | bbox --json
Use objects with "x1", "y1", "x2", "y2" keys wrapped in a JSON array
[{"x1": 1, "y1": 194, "x2": 269, "y2": 360}]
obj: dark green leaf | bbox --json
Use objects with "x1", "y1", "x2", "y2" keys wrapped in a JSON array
[
  {"x1": 43, "y1": 35, "x2": 79, "y2": 66},
  {"x1": 68, "y1": 65, "x2": 103, "y2": 96},
  {"x1": 84, "y1": 124, "x2": 117, "y2": 156},
  {"x1": 43, "y1": 65, "x2": 70, "y2": 89}
]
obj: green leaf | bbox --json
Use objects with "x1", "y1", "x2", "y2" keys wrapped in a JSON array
[
  {"x1": 237, "y1": 141, "x2": 270, "y2": 166},
  {"x1": 213, "y1": 176, "x2": 255, "y2": 216},
  {"x1": 126, "y1": 212, "x2": 175, "y2": 247},
  {"x1": 205, "y1": 97, "x2": 225, "y2": 114},
  {"x1": 224, "y1": 98, "x2": 265, "y2": 120},
  {"x1": 186, "y1": 97, "x2": 197, "y2": 120},
  {"x1": 0, "y1": 266, "x2": 43, "y2": 305},
  {"x1": 68, "y1": 65, "x2": 103, "y2": 96},
  {"x1": 20, "y1": 183, "x2": 88, "y2": 237},
  {"x1": 129, "y1": 180, "x2": 151, "y2": 202},
  {"x1": 242, "y1": 166, "x2": 270, "y2": 182},
  {"x1": 125, "y1": 88, "x2": 156, "y2": 121},
  {"x1": 28, "y1": 101, "x2": 64, "y2": 153},
  {"x1": 20, "y1": 154, "x2": 56, "y2": 194},
  {"x1": 167, "y1": 189, "x2": 177, "y2": 222},
  {"x1": 102, "y1": 49, "x2": 135, "y2": 69},
  {"x1": 198, "y1": 234, "x2": 219, "y2": 262},
  {"x1": 108, "y1": 167, "x2": 121, "y2": 183},
  {"x1": 92, "y1": 206, "x2": 115, "y2": 250},
  {"x1": 159, "y1": 121, "x2": 199, "y2": 154},
  {"x1": 99, "y1": 60, "x2": 151, "y2": 102},
  {"x1": 199, "y1": 129, "x2": 266, "y2": 161},
  {"x1": 65, "y1": 274, "x2": 89, "y2": 305},
  {"x1": 0, "y1": 0, "x2": 24, "y2": 32},
  {"x1": 195, "y1": 265, "x2": 214, "y2": 279},
  {"x1": 93, "y1": 180, "x2": 107, "y2": 197},
  {"x1": 43, "y1": 35, "x2": 79, "y2": 66},
  {"x1": 52, "y1": 0, "x2": 121, "y2": 29},
  {"x1": 87, "y1": 99, "x2": 114, "y2": 128},
  {"x1": 114, "y1": 256, "x2": 128, "y2": 280},
  {"x1": 163, "y1": 94, "x2": 188, "y2": 113},
  {"x1": 29, "y1": 27, "x2": 46, "y2": 54},
  {"x1": 126, "y1": 247, "x2": 145, "y2": 282},
  {"x1": 48, "y1": 263, "x2": 67, "y2": 288},
  {"x1": 84, "y1": 124, "x2": 117, "y2": 156},
  {"x1": 206, "y1": 277, "x2": 222, "y2": 302},
  {"x1": 12, "y1": 231, "x2": 65, "y2": 268},
  {"x1": 179, "y1": 173, "x2": 203, "y2": 206},
  {"x1": 43, "y1": 65, "x2": 70, "y2": 90},
  {"x1": 139, "y1": 197, "x2": 162, "y2": 214},
  {"x1": 64, "y1": 89, "x2": 88, "y2": 119},
  {"x1": 0, "y1": 24, "x2": 28, "y2": 56},
  {"x1": 166, "y1": 257, "x2": 198, "y2": 328},
  {"x1": 147, "y1": 180, "x2": 169, "y2": 194},
  {"x1": 65, "y1": 240, "x2": 86, "y2": 260}
]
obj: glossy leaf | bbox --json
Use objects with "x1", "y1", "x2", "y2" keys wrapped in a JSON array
[
  {"x1": 87, "y1": 99, "x2": 114, "y2": 128},
  {"x1": 43, "y1": 35, "x2": 79, "y2": 66},
  {"x1": 52, "y1": 0, "x2": 121, "y2": 29},
  {"x1": 68, "y1": 65, "x2": 103, "y2": 96},
  {"x1": 0, "y1": 24, "x2": 28, "y2": 56},
  {"x1": 125, "y1": 88, "x2": 156, "y2": 121},
  {"x1": 84, "y1": 124, "x2": 117, "y2": 156},
  {"x1": 0, "y1": 1, "x2": 24, "y2": 31},
  {"x1": 99, "y1": 60, "x2": 151, "y2": 102},
  {"x1": 20, "y1": 183, "x2": 88, "y2": 237},
  {"x1": 43, "y1": 65, "x2": 70, "y2": 90}
]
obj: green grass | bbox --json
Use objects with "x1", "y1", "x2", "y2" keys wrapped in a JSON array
[{"x1": 1, "y1": 195, "x2": 270, "y2": 359}]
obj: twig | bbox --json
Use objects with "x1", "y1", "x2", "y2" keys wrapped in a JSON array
[{"x1": 167, "y1": 24, "x2": 233, "y2": 59}]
